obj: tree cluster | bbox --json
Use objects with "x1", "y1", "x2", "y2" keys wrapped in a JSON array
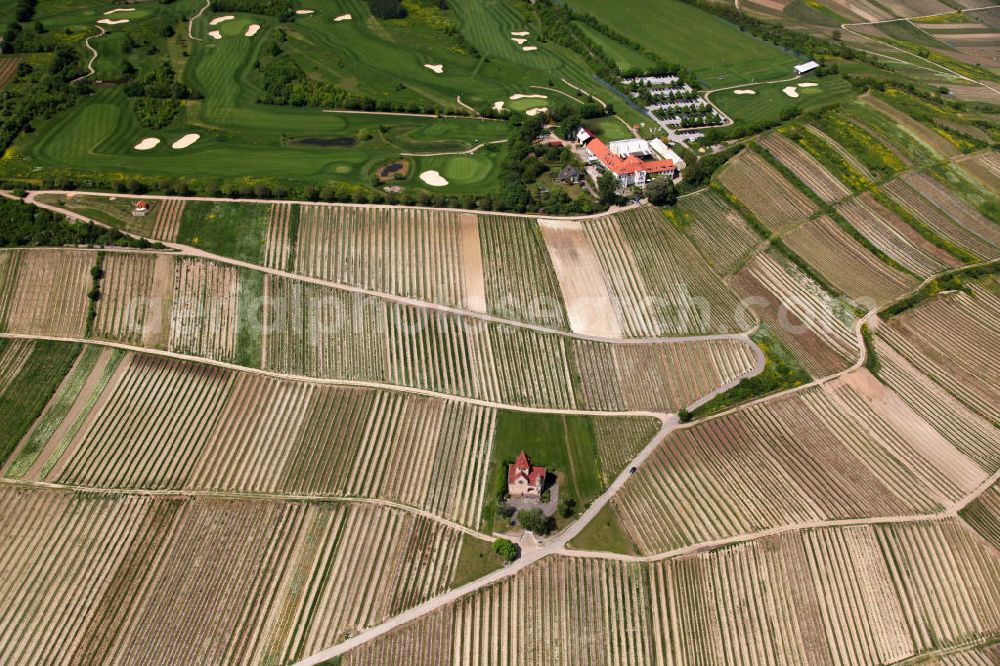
[
  {"x1": 257, "y1": 52, "x2": 449, "y2": 114},
  {"x1": 0, "y1": 199, "x2": 158, "y2": 250},
  {"x1": 15, "y1": 0, "x2": 37, "y2": 22},
  {"x1": 125, "y1": 61, "x2": 195, "y2": 129},
  {"x1": 367, "y1": 0, "x2": 407, "y2": 19},
  {"x1": 210, "y1": 0, "x2": 293, "y2": 19},
  {"x1": 517, "y1": 509, "x2": 556, "y2": 536},
  {"x1": 492, "y1": 538, "x2": 518, "y2": 562},
  {"x1": 678, "y1": 144, "x2": 742, "y2": 192},
  {"x1": 0, "y1": 45, "x2": 81, "y2": 155}
]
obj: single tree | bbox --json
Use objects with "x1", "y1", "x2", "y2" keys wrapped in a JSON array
[
  {"x1": 492, "y1": 538, "x2": 518, "y2": 562},
  {"x1": 558, "y1": 497, "x2": 577, "y2": 518},
  {"x1": 597, "y1": 170, "x2": 618, "y2": 206}
]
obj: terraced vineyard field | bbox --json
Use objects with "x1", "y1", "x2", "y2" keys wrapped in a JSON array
[
  {"x1": 343, "y1": 518, "x2": 1000, "y2": 665},
  {"x1": 479, "y1": 215, "x2": 568, "y2": 329},
  {"x1": 783, "y1": 215, "x2": 918, "y2": 306},
  {"x1": 958, "y1": 151, "x2": 1000, "y2": 191},
  {"x1": 733, "y1": 251, "x2": 857, "y2": 377},
  {"x1": 14, "y1": 344, "x2": 659, "y2": 527},
  {"x1": 168, "y1": 258, "x2": 245, "y2": 363},
  {"x1": 962, "y1": 477, "x2": 1000, "y2": 551},
  {"x1": 675, "y1": 189, "x2": 760, "y2": 276},
  {"x1": 572, "y1": 338, "x2": 760, "y2": 413},
  {"x1": 149, "y1": 198, "x2": 186, "y2": 242},
  {"x1": 0, "y1": 487, "x2": 483, "y2": 666},
  {"x1": 93, "y1": 253, "x2": 175, "y2": 346},
  {"x1": 717, "y1": 150, "x2": 818, "y2": 233},
  {"x1": 610, "y1": 369, "x2": 987, "y2": 553},
  {"x1": 878, "y1": 284, "x2": 1000, "y2": 424},
  {"x1": 292, "y1": 205, "x2": 484, "y2": 313},
  {"x1": 0, "y1": 249, "x2": 95, "y2": 337},
  {"x1": 836, "y1": 194, "x2": 957, "y2": 277},
  {"x1": 884, "y1": 177, "x2": 1000, "y2": 261},
  {"x1": 876, "y1": 334, "x2": 1000, "y2": 468},
  {"x1": 265, "y1": 203, "x2": 295, "y2": 271},
  {"x1": 581, "y1": 206, "x2": 746, "y2": 336},
  {"x1": 758, "y1": 133, "x2": 852, "y2": 203},
  {"x1": 902, "y1": 172, "x2": 1000, "y2": 250}
]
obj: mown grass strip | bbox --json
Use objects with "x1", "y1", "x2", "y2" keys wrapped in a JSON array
[
  {"x1": 679, "y1": 324, "x2": 809, "y2": 422},
  {"x1": 0, "y1": 340, "x2": 82, "y2": 466},
  {"x1": 3, "y1": 345, "x2": 102, "y2": 479},
  {"x1": 870, "y1": 186, "x2": 980, "y2": 264},
  {"x1": 879, "y1": 259, "x2": 1000, "y2": 319}
]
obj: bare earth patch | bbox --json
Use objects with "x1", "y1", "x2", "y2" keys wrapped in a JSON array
[{"x1": 539, "y1": 218, "x2": 623, "y2": 338}]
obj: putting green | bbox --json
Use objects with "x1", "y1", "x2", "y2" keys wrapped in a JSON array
[{"x1": 414, "y1": 154, "x2": 496, "y2": 190}]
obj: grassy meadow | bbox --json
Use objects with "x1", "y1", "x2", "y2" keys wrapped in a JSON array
[{"x1": 567, "y1": 0, "x2": 800, "y2": 86}]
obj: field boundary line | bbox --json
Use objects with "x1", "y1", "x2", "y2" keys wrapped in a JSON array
[
  {"x1": 0, "y1": 477, "x2": 491, "y2": 539},
  {"x1": 559, "y1": 512, "x2": 954, "y2": 563},
  {"x1": 23, "y1": 189, "x2": 641, "y2": 221},
  {"x1": 0, "y1": 332, "x2": 671, "y2": 419}
]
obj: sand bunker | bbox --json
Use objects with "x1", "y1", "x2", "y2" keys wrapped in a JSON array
[
  {"x1": 96, "y1": 18, "x2": 129, "y2": 25},
  {"x1": 295, "y1": 9, "x2": 314, "y2": 14},
  {"x1": 104, "y1": 8, "x2": 135, "y2": 15},
  {"x1": 424, "y1": 64, "x2": 444, "y2": 74},
  {"x1": 210, "y1": 15, "x2": 234, "y2": 25},
  {"x1": 134, "y1": 138, "x2": 161, "y2": 151},
  {"x1": 511, "y1": 37, "x2": 527, "y2": 44},
  {"x1": 420, "y1": 170, "x2": 449, "y2": 186},
  {"x1": 525, "y1": 107, "x2": 548, "y2": 116},
  {"x1": 510, "y1": 93, "x2": 547, "y2": 100},
  {"x1": 208, "y1": 30, "x2": 222, "y2": 39},
  {"x1": 493, "y1": 101, "x2": 505, "y2": 111},
  {"x1": 334, "y1": 13, "x2": 352, "y2": 21},
  {"x1": 172, "y1": 133, "x2": 200, "y2": 149},
  {"x1": 798, "y1": 82, "x2": 819, "y2": 88},
  {"x1": 782, "y1": 86, "x2": 799, "y2": 98},
  {"x1": 522, "y1": 46, "x2": 537, "y2": 52},
  {"x1": 511, "y1": 31, "x2": 530, "y2": 36},
  {"x1": 733, "y1": 89, "x2": 756, "y2": 95},
  {"x1": 245, "y1": 24, "x2": 260, "y2": 36}
]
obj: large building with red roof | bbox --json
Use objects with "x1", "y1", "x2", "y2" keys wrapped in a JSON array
[
  {"x1": 508, "y1": 451, "x2": 546, "y2": 498},
  {"x1": 576, "y1": 128, "x2": 678, "y2": 190}
]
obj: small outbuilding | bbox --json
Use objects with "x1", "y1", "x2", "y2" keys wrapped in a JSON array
[
  {"x1": 557, "y1": 165, "x2": 583, "y2": 184},
  {"x1": 794, "y1": 60, "x2": 820, "y2": 76},
  {"x1": 132, "y1": 200, "x2": 150, "y2": 217}
]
